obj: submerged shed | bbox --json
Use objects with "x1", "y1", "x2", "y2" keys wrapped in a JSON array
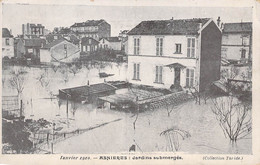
[{"x1": 59, "y1": 83, "x2": 117, "y2": 103}]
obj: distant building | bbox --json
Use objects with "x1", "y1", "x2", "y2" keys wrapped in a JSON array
[
  {"x1": 119, "y1": 30, "x2": 129, "y2": 53},
  {"x1": 99, "y1": 37, "x2": 121, "y2": 51},
  {"x1": 127, "y1": 18, "x2": 222, "y2": 92},
  {"x1": 24, "y1": 38, "x2": 46, "y2": 62},
  {"x1": 70, "y1": 19, "x2": 111, "y2": 40},
  {"x1": 22, "y1": 23, "x2": 45, "y2": 38},
  {"x1": 80, "y1": 37, "x2": 99, "y2": 56},
  {"x1": 221, "y1": 22, "x2": 252, "y2": 64},
  {"x1": 40, "y1": 39, "x2": 80, "y2": 64},
  {"x1": 14, "y1": 38, "x2": 25, "y2": 58},
  {"x1": 2, "y1": 28, "x2": 14, "y2": 58}
]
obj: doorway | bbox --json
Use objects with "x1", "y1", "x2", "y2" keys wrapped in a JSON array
[{"x1": 174, "y1": 68, "x2": 181, "y2": 85}]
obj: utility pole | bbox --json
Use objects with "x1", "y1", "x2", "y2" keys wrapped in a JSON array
[{"x1": 51, "y1": 122, "x2": 56, "y2": 154}]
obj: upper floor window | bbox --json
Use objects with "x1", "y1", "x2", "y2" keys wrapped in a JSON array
[
  {"x1": 64, "y1": 44, "x2": 67, "y2": 50},
  {"x1": 175, "y1": 44, "x2": 182, "y2": 54},
  {"x1": 133, "y1": 63, "x2": 140, "y2": 80},
  {"x1": 155, "y1": 66, "x2": 163, "y2": 83},
  {"x1": 241, "y1": 49, "x2": 246, "y2": 59},
  {"x1": 156, "y1": 37, "x2": 163, "y2": 56},
  {"x1": 5, "y1": 38, "x2": 9, "y2": 45},
  {"x1": 134, "y1": 38, "x2": 140, "y2": 55},
  {"x1": 242, "y1": 35, "x2": 249, "y2": 46},
  {"x1": 187, "y1": 38, "x2": 195, "y2": 58},
  {"x1": 186, "y1": 69, "x2": 194, "y2": 87}
]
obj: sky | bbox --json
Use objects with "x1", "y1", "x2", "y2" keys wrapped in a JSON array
[{"x1": 2, "y1": 4, "x2": 252, "y2": 37}]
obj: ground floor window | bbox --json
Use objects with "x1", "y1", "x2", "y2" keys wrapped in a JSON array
[
  {"x1": 133, "y1": 63, "x2": 140, "y2": 80},
  {"x1": 155, "y1": 66, "x2": 163, "y2": 83},
  {"x1": 186, "y1": 68, "x2": 194, "y2": 87}
]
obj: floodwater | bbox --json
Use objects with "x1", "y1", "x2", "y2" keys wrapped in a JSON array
[{"x1": 2, "y1": 62, "x2": 251, "y2": 154}]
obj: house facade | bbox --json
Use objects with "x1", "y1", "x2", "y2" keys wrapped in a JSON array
[
  {"x1": 80, "y1": 37, "x2": 99, "y2": 55},
  {"x1": 2, "y1": 28, "x2": 14, "y2": 58},
  {"x1": 70, "y1": 19, "x2": 111, "y2": 40},
  {"x1": 127, "y1": 18, "x2": 222, "y2": 92},
  {"x1": 221, "y1": 22, "x2": 252, "y2": 64},
  {"x1": 99, "y1": 37, "x2": 121, "y2": 51},
  {"x1": 40, "y1": 39, "x2": 80, "y2": 64}
]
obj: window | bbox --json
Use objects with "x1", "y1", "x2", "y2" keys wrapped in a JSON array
[
  {"x1": 155, "y1": 66, "x2": 163, "y2": 83},
  {"x1": 186, "y1": 69, "x2": 194, "y2": 87},
  {"x1": 175, "y1": 44, "x2": 182, "y2": 53},
  {"x1": 242, "y1": 36, "x2": 249, "y2": 46},
  {"x1": 5, "y1": 38, "x2": 9, "y2": 45},
  {"x1": 54, "y1": 36, "x2": 58, "y2": 40},
  {"x1": 187, "y1": 38, "x2": 195, "y2": 57},
  {"x1": 133, "y1": 63, "x2": 140, "y2": 80},
  {"x1": 221, "y1": 48, "x2": 227, "y2": 58},
  {"x1": 156, "y1": 38, "x2": 163, "y2": 56},
  {"x1": 64, "y1": 44, "x2": 67, "y2": 50},
  {"x1": 134, "y1": 38, "x2": 140, "y2": 55},
  {"x1": 241, "y1": 49, "x2": 246, "y2": 59},
  {"x1": 87, "y1": 46, "x2": 90, "y2": 51},
  {"x1": 83, "y1": 45, "x2": 86, "y2": 51}
]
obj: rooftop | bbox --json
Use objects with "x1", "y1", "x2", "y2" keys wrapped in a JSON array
[
  {"x1": 61, "y1": 83, "x2": 117, "y2": 97},
  {"x1": 100, "y1": 37, "x2": 121, "y2": 42},
  {"x1": 2, "y1": 28, "x2": 13, "y2": 38},
  {"x1": 128, "y1": 18, "x2": 211, "y2": 35},
  {"x1": 24, "y1": 38, "x2": 45, "y2": 47},
  {"x1": 42, "y1": 38, "x2": 66, "y2": 49},
  {"x1": 223, "y1": 22, "x2": 252, "y2": 33},
  {"x1": 71, "y1": 19, "x2": 107, "y2": 27},
  {"x1": 81, "y1": 37, "x2": 99, "y2": 45}
]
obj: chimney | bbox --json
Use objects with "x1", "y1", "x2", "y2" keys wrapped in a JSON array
[
  {"x1": 220, "y1": 23, "x2": 224, "y2": 30},
  {"x1": 9, "y1": 29, "x2": 12, "y2": 35},
  {"x1": 217, "y1": 16, "x2": 221, "y2": 27},
  {"x1": 87, "y1": 80, "x2": 90, "y2": 85},
  {"x1": 171, "y1": 17, "x2": 174, "y2": 20}
]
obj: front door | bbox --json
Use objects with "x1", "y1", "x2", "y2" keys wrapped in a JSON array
[{"x1": 174, "y1": 68, "x2": 181, "y2": 85}]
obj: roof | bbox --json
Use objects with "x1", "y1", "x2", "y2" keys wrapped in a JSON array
[
  {"x1": 46, "y1": 34, "x2": 63, "y2": 43},
  {"x1": 100, "y1": 37, "x2": 121, "y2": 42},
  {"x1": 42, "y1": 39, "x2": 66, "y2": 49},
  {"x1": 81, "y1": 37, "x2": 99, "y2": 45},
  {"x1": 128, "y1": 18, "x2": 211, "y2": 35},
  {"x1": 61, "y1": 83, "x2": 117, "y2": 96},
  {"x1": 2, "y1": 28, "x2": 13, "y2": 38},
  {"x1": 223, "y1": 22, "x2": 252, "y2": 33},
  {"x1": 165, "y1": 63, "x2": 186, "y2": 69},
  {"x1": 24, "y1": 38, "x2": 45, "y2": 47},
  {"x1": 71, "y1": 19, "x2": 106, "y2": 27}
]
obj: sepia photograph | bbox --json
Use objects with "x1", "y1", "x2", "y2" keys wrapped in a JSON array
[{"x1": 1, "y1": 1, "x2": 255, "y2": 159}]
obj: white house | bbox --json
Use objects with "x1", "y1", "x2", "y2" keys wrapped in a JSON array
[
  {"x1": 99, "y1": 37, "x2": 121, "y2": 51},
  {"x1": 127, "y1": 18, "x2": 222, "y2": 92},
  {"x1": 40, "y1": 39, "x2": 80, "y2": 64},
  {"x1": 2, "y1": 28, "x2": 14, "y2": 58}
]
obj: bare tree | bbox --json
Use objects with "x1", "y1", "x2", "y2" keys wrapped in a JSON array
[
  {"x1": 9, "y1": 69, "x2": 26, "y2": 97},
  {"x1": 160, "y1": 127, "x2": 191, "y2": 152},
  {"x1": 211, "y1": 96, "x2": 252, "y2": 144}
]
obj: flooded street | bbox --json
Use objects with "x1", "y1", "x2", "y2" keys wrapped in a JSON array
[{"x1": 2, "y1": 63, "x2": 251, "y2": 154}]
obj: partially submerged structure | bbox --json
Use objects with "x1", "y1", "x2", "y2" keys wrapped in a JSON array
[{"x1": 59, "y1": 83, "x2": 117, "y2": 103}]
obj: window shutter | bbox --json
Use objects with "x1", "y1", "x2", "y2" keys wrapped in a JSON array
[
  {"x1": 137, "y1": 64, "x2": 140, "y2": 79},
  {"x1": 134, "y1": 39, "x2": 136, "y2": 55},
  {"x1": 160, "y1": 38, "x2": 163, "y2": 56},
  {"x1": 137, "y1": 38, "x2": 140, "y2": 55},
  {"x1": 186, "y1": 69, "x2": 189, "y2": 87},
  {"x1": 159, "y1": 66, "x2": 163, "y2": 83},
  {"x1": 187, "y1": 38, "x2": 191, "y2": 57},
  {"x1": 155, "y1": 66, "x2": 158, "y2": 82},
  {"x1": 191, "y1": 69, "x2": 194, "y2": 87},
  {"x1": 133, "y1": 63, "x2": 136, "y2": 79},
  {"x1": 156, "y1": 38, "x2": 159, "y2": 56}
]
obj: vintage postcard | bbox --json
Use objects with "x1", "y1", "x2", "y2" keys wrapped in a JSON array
[{"x1": 0, "y1": 0, "x2": 259, "y2": 164}]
